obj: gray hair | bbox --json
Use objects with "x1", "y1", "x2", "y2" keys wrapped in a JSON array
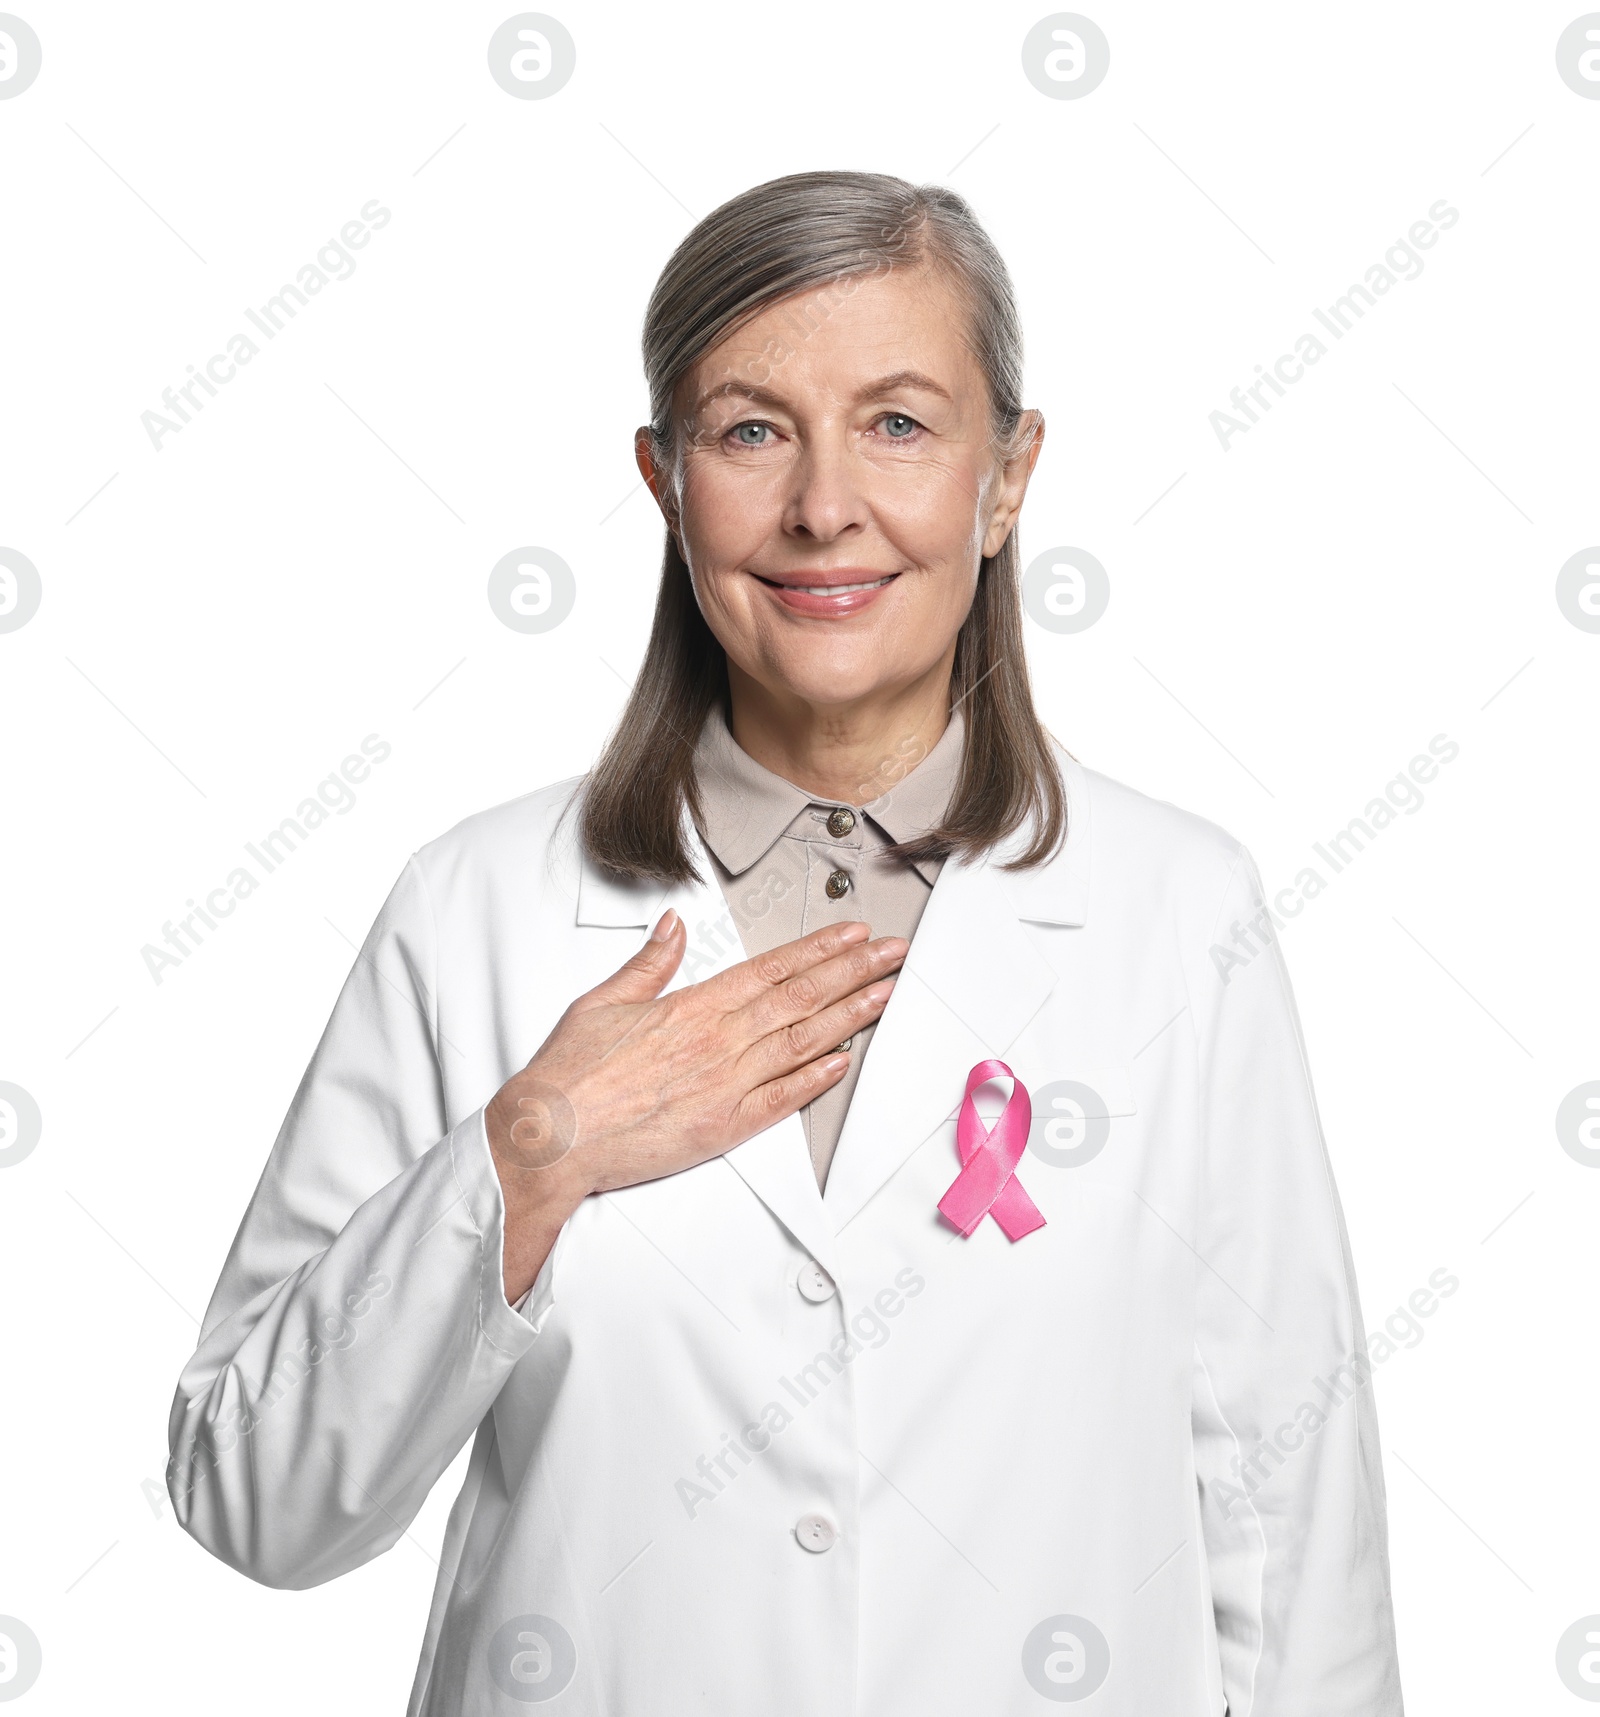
[
  {"x1": 641, "y1": 170, "x2": 1030, "y2": 502},
  {"x1": 579, "y1": 169, "x2": 1065, "y2": 884}
]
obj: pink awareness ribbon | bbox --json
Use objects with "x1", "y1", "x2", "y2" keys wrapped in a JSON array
[{"x1": 936, "y1": 1060, "x2": 1046, "y2": 1241}]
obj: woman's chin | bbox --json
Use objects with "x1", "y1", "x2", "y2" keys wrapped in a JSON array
[{"x1": 759, "y1": 657, "x2": 923, "y2": 710}]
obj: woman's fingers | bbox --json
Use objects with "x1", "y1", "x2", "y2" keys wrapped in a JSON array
[
  {"x1": 511, "y1": 915, "x2": 904, "y2": 1198},
  {"x1": 733, "y1": 1049, "x2": 854, "y2": 1134},
  {"x1": 709, "y1": 921, "x2": 875, "y2": 1010},
  {"x1": 738, "y1": 937, "x2": 908, "y2": 1040},
  {"x1": 745, "y1": 978, "x2": 898, "y2": 1078},
  {"x1": 572, "y1": 909, "x2": 686, "y2": 1011}
]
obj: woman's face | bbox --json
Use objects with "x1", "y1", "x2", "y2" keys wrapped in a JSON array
[{"x1": 637, "y1": 262, "x2": 1042, "y2": 717}]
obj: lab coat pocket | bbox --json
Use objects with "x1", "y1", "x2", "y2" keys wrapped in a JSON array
[
  {"x1": 899, "y1": 1061, "x2": 1138, "y2": 1255},
  {"x1": 1022, "y1": 1062, "x2": 1137, "y2": 1171}
]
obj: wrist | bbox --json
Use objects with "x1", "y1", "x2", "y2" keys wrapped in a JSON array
[
  {"x1": 492, "y1": 1139, "x2": 592, "y2": 1223},
  {"x1": 487, "y1": 1076, "x2": 593, "y2": 1212}
]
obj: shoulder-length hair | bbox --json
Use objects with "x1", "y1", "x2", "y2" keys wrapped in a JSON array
[{"x1": 580, "y1": 169, "x2": 1066, "y2": 884}]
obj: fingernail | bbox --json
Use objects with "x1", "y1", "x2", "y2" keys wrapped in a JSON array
[{"x1": 650, "y1": 909, "x2": 678, "y2": 942}]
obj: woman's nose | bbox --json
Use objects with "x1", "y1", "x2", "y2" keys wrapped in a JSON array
[{"x1": 780, "y1": 434, "x2": 870, "y2": 543}]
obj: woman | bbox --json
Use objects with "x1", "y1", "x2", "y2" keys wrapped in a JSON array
[{"x1": 169, "y1": 171, "x2": 1402, "y2": 1714}]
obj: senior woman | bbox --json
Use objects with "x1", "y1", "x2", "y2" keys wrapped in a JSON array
[{"x1": 169, "y1": 172, "x2": 1402, "y2": 1714}]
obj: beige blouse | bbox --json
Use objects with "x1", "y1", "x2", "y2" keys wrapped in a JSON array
[{"x1": 690, "y1": 706, "x2": 965, "y2": 1190}]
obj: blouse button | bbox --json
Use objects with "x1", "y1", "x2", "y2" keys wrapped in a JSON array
[
  {"x1": 826, "y1": 807, "x2": 856, "y2": 838},
  {"x1": 825, "y1": 869, "x2": 852, "y2": 900}
]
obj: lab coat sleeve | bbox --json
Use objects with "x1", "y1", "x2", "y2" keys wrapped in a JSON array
[
  {"x1": 1187, "y1": 847, "x2": 1402, "y2": 1715},
  {"x1": 166, "y1": 854, "x2": 562, "y2": 1590}
]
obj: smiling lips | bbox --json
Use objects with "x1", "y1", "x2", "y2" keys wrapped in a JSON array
[{"x1": 754, "y1": 569, "x2": 900, "y2": 618}]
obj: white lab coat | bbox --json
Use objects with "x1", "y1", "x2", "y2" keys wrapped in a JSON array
[{"x1": 168, "y1": 747, "x2": 1403, "y2": 1714}]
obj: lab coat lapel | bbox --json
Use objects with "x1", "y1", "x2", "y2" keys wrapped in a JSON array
[
  {"x1": 822, "y1": 752, "x2": 1093, "y2": 1236},
  {"x1": 575, "y1": 826, "x2": 841, "y2": 1277},
  {"x1": 818, "y1": 854, "x2": 1052, "y2": 1235},
  {"x1": 571, "y1": 752, "x2": 1091, "y2": 1263}
]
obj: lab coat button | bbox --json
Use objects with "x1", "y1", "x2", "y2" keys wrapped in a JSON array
[
  {"x1": 797, "y1": 1260, "x2": 837, "y2": 1302},
  {"x1": 794, "y1": 1513, "x2": 837, "y2": 1552}
]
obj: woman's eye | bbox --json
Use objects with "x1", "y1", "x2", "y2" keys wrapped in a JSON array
[
  {"x1": 730, "y1": 422, "x2": 772, "y2": 447},
  {"x1": 879, "y1": 413, "x2": 920, "y2": 440}
]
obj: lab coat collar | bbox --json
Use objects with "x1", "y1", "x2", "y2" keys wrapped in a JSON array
[
  {"x1": 574, "y1": 744, "x2": 1089, "y2": 931},
  {"x1": 572, "y1": 746, "x2": 1091, "y2": 1256}
]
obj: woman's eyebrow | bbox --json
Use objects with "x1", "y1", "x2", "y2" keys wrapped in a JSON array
[
  {"x1": 691, "y1": 380, "x2": 788, "y2": 417},
  {"x1": 691, "y1": 368, "x2": 953, "y2": 419},
  {"x1": 857, "y1": 368, "x2": 953, "y2": 403}
]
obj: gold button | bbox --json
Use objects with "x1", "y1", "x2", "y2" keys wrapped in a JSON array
[
  {"x1": 825, "y1": 869, "x2": 851, "y2": 900},
  {"x1": 826, "y1": 807, "x2": 856, "y2": 838},
  {"x1": 833, "y1": 1036, "x2": 853, "y2": 1052}
]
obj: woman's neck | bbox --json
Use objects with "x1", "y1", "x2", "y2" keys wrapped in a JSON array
[{"x1": 725, "y1": 663, "x2": 954, "y2": 806}]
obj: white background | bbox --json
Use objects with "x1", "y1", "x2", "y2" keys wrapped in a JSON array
[{"x1": 2, "y1": 1, "x2": 1597, "y2": 1710}]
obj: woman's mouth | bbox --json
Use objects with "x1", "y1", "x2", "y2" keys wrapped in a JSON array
[{"x1": 752, "y1": 570, "x2": 900, "y2": 618}]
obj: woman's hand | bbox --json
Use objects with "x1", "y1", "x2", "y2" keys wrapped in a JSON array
[{"x1": 486, "y1": 910, "x2": 907, "y2": 1301}]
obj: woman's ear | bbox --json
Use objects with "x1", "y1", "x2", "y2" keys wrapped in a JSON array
[
  {"x1": 981, "y1": 409, "x2": 1045, "y2": 560},
  {"x1": 634, "y1": 427, "x2": 665, "y2": 506},
  {"x1": 635, "y1": 427, "x2": 682, "y2": 544}
]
